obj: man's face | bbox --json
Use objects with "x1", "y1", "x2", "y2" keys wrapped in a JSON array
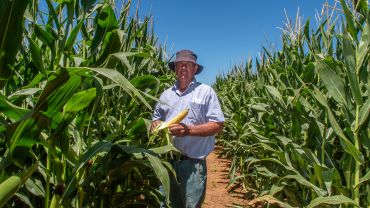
[{"x1": 175, "y1": 61, "x2": 198, "y2": 83}]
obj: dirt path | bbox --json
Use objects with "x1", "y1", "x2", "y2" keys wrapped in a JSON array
[{"x1": 202, "y1": 147, "x2": 248, "y2": 208}]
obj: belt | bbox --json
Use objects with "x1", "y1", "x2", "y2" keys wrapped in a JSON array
[
  {"x1": 179, "y1": 154, "x2": 192, "y2": 160},
  {"x1": 165, "y1": 153, "x2": 202, "y2": 161},
  {"x1": 179, "y1": 155, "x2": 204, "y2": 162}
]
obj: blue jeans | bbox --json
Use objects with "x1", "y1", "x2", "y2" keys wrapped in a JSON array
[{"x1": 162, "y1": 158, "x2": 207, "y2": 208}]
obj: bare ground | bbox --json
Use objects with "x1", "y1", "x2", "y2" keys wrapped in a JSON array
[{"x1": 202, "y1": 147, "x2": 248, "y2": 208}]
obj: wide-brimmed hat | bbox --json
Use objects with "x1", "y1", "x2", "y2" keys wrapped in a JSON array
[{"x1": 168, "y1": 50, "x2": 203, "y2": 74}]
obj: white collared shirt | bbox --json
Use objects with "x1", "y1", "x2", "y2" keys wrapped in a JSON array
[{"x1": 152, "y1": 79, "x2": 225, "y2": 159}]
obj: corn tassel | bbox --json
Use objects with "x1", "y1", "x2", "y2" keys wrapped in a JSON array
[{"x1": 157, "y1": 108, "x2": 189, "y2": 131}]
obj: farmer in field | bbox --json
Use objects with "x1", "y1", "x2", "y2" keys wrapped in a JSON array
[{"x1": 151, "y1": 49, "x2": 225, "y2": 208}]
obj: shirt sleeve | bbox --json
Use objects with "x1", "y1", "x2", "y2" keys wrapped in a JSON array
[
  {"x1": 152, "y1": 92, "x2": 166, "y2": 121},
  {"x1": 206, "y1": 88, "x2": 225, "y2": 122},
  {"x1": 152, "y1": 101, "x2": 164, "y2": 121}
]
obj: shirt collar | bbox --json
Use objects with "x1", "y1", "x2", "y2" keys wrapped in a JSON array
[{"x1": 173, "y1": 78, "x2": 197, "y2": 96}]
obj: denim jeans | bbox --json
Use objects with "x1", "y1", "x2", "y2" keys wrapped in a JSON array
[{"x1": 161, "y1": 158, "x2": 207, "y2": 208}]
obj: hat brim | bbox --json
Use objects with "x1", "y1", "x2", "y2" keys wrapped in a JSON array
[{"x1": 168, "y1": 60, "x2": 203, "y2": 75}]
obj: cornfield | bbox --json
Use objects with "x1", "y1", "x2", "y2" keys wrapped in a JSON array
[
  {"x1": 2, "y1": 0, "x2": 370, "y2": 208},
  {"x1": 215, "y1": 0, "x2": 370, "y2": 207},
  {"x1": 0, "y1": 0, "x2": 176, "y2": 207}
]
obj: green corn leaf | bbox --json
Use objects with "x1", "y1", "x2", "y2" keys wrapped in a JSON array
[
  {"x1": 358, "y1": 97, "x2": 370, "y2": 128},
  {"x1": 27, "y1": 37, "x2": 46, "y2": 77},
  {"x1": 39, "y1": 74, "x2": 81, "y2": 118},
  {"x1": 36, "y1": 69, "x2": 78, "y2": 106},
  {"x1": 340, "y1": 0, "x2": 357, "y2": 40},
  {"x1": 149, "y1": 145, "x2": 179, "y2": 155},
  {"x1": 96, "y1": 4, "x2": 118, "y2": 30},
  {"x1": 49, "y1": 193, "x2": 60, "y2": 208},
  {"x1": 320, "y1": 26, "x2": 329, "y2": 50},
  {"x1": 64, "y1": 88, "x2": 96, "y2": 113},
  {"x1": 342, "y1": 156, "x2": 353, "y2": 188},
  {"x1": 25, "y1": 178, "x2": 45, "y2": 197},
  {"x1": 102, "y1": 161, "x2": 148, "y2": 188},
  {"x1": 356, "y1": 19, "x2": 370, "y2": 74},
  {"x1": 84, "y1": 67, "x2": 151, "y2": 109},
  {"x1": 256, "y1": 166, "x2": 279, "y2": 178},
  {"x1": 354, "y1": 0, "x2": 368, "y2": 16},
  {"x1": 34, "y1": 24, "x2": 56, "y2": 49},
  {"x1": 307, "y1": 195, "x2": 359, "y2": 208},
  {"x1": 314, "y1": 55, "x2": 347, "y2": 105},
  {"x1": 9, "y1": 118, "x2": 39, "y2": 153},
  {"x1": 269, "y1": 184, "x2": 284, "y2": 196},
  {"x1": 81, "y1": 0, "x2": 98, "y2": 12},
  {"x1": 44, "y1": 0, "x2": 60, "y2": 30},
  {"x1": 113, "y1": 144, "x2": 149, "y2": 159},
  {"x1": 64, "y1": 19, "x2": 84, "y2": 52},
  {"x1": 0, "y1": 94, "x2": 29, "y2": 121},
  {"x1": 106, "y1": 52, "x2": 135, "y2": 74},
  {"x1": 303, "y1": 19, "x2": 310, "y2": 42},
  {"x1": 35, "y1": 68, "x2": 88, "y2": 117},
  {"x1": 22, "y1": 72, "x2": 47, "y2": 89},
  {"x1": 302, "y1": 62, "x2": 315, "y2": 83},
  {"x1": 103, "y1": 146, "x2": 169, "y2": 192},
  {"x1": 265, "y1": 85, "x2": 284, "y2": 106},
  {"x1": 127, "y1": 117, "x2": 146, "y2": 137},
  {"x1": 227, "y1": 174, "x2": 247, "y2": 189},
  {"x1": 9, "y1": 68, "x2": 86, "y2": 153},
  {"x1": 343, "y1": 27, "x2": 363, "y2": 106},
  {"x1": 247, "y1": 157, "x2": 290, "y2": 171},
  {"x1": 282, "y1": 174, "x2": 327, "y2": 197},
  {"x1": 248, "y1": 103, "x2": 268, "y2": 112},
  {"x1": 313, "y1": 88, "x2": 364, "y2": 163},
  {"x1": 247, "y1": 195, "x2": 295, "y2": 208},
  {"x1": 130, "y1": 75, "x2": 160, "y2": 94},
  {"x1": 95, "y1": 31, "x2": 123, "y2": 66},
  {"x1": 293, "y1": 147, "x2": 320, "y2": 166},
  {"x1": 14, "y1": 193, "x2": 34, "y2": 208},
  {"x1": 0, "y1": 0, "x2": 30, "y2": 88},
  {"x1": 61, "y1": 141, "x2": 113, "y2": 201},
  {"x1": 145, "y1": 153, "x2": 170, "y2": 201},
  {"x1": 298, "y1": 96, "x2": 315, "y2": 113},
  {"x1": 322, "y1": 169, "x2": 334, "y2": 196},
  {"x1": 91, "y1": 3, "x2": 117, "y2": 54},
  {"x1": 8, "y1": 88, "x2": 42, "y2": 99}
]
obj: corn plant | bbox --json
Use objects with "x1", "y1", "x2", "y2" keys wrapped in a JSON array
[
  {"x1": 215, "y1": 0, "x2": 370, "y2": 207},
  {"x1": 0, "y1": 0, "x2": 175, "y2": 207}
]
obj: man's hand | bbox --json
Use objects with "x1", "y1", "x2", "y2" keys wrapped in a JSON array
[
  {"x1": 170, "y1": 122, "x2": 223, "y2": 137},
  {"x1": 150, "y1": 120, "x2": 162, "y2": 133},
  {"x1": 168, "y1": 123, "x2": 190, "y2": 137}
]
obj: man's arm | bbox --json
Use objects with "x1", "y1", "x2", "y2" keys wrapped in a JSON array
[{"x1": 168, "y1": 122, "x2": 224, "y2": 137}]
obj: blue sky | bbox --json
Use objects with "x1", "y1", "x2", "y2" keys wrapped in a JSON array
[{"x1": 131, "y1": 0, "x2": 336, "y2": 85}]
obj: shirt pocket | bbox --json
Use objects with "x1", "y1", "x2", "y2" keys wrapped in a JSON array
[{"x1": 188, "y1": 102, "x2": 206, "y2": 124}]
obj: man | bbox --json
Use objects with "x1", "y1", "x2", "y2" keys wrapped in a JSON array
[{"x1": 151, "y1": 49, "x2": 225, "y2": 208}]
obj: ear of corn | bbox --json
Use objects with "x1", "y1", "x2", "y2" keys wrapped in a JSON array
[
  {"x1": 157, "y1": 108, "x2": 189, "y2": 131},
  {"x1": 0, "y1": 176, "x2": 21, "y2": 207}
]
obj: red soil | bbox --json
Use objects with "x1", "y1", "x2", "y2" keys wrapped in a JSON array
[{"x1": 202, "y1": 148, "x2": 248, "y2": 208}]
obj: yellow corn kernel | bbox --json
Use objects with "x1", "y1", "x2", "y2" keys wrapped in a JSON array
[{"x1": 157, "y1": 108, "x2": 189, "y2": 130}]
